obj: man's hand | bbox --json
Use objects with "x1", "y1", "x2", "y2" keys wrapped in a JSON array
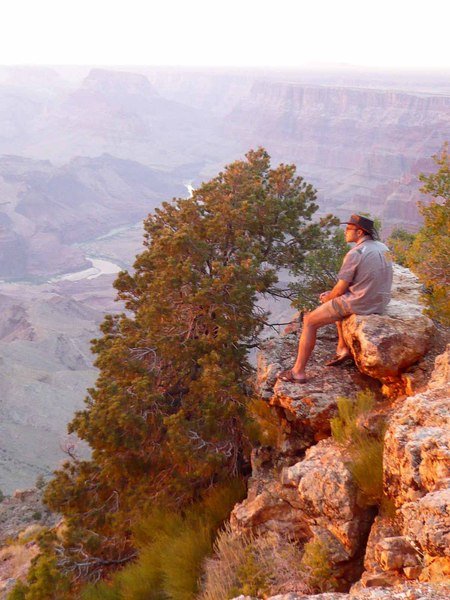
[
  {"x1": 320, "y1": 280, "x2": 350, "y2": 303},
  {"x1": 319, "y1": 291, "x2": 332, "y2": 303}
]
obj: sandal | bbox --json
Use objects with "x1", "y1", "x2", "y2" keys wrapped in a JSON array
[
  {"x1": 325, "y1": 353, "x2": 353, "y2": 367},
  {"x1": 277, "y1": 369, "x2": 308, "y2": 384}
]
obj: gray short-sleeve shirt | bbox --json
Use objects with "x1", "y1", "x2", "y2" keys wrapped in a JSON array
[{"x1": 333, "y1": 238, "x2": 393, "y2": 316}]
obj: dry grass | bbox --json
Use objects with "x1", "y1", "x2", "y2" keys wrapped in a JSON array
[
  {"x1": 198, "y1": 524, "x2": 311, "y2": 600},
  {"x1": 0, "y1": 543, "x2": 39, "y2": 585}
]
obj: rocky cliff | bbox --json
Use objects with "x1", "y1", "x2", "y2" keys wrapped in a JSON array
[{"x1": 228, "y1": 265, "x2": 449, "y2": 598}]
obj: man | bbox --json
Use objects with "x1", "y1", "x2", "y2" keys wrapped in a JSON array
[{"x1": 279, "y1": 214, "x2": 393, "y2": 383}]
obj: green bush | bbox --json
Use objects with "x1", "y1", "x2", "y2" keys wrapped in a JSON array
[
  {"x1": 330, "y1": 390, "x2": 375, "y2": 444},
  {"x1": 8, "y1": 553, "x2": 73, "y2": 600},
  {"x1": 82, "y1": 479, "x2": 246, "y2": 600},
  {"x1": 301, "y1": 539, "x2": 339, "y2": 593},
  {"x1": 245, "y1": 397, "x2": 280, "y2": 447},
  {"x1": 331, "y1": 390, "x2": 384, "y2": 505},
  {"x1": 387, "y1": 228, "x2": 416, "y2": 266}
]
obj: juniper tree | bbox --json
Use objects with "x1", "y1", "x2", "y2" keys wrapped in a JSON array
[
  {"x1": 43, "y1": 148, "x2": 340, "y2": 581},
  {"x1": 408, "y1": 143, "x2": 449, "y2": 324}
]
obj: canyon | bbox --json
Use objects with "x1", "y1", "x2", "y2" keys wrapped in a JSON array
[{"x1": 0, "y1": 65, "x2": 448, "y2": 494}]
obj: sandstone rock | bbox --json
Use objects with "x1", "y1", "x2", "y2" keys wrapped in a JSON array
[
  {"x1": 356, "y1": 571, "x2": 403, "y2": 589},
  {"x1": 428, "y1": 344, "x2": 450, "y2": 390},
  {"x1": 341, "y1": 265, "x2": 435, "y2": 394},
  {"x1": 363, "y1": 516, "x2": 399, "y2": 573},
  {"x1": 383, "y1": 377, "x2": 450, "y2": 506},
  {"x1": 257, "y1": 326, "x2": 378, "y2": 448},
  {"x1": 282, "y1": 439, "x2": 373, "y2": 557},
  {"x1": 230, "y1": 474, "x2": 311, "y2": 540},
  {"x1": 401, "y1": 489, "x2": 450, "y2": 558},
  {"x1": 403, "y1": 566, "x2": 423, "y2": 580},
  {"x1": 374, "y1": 536, "x2": 421, "y2": 571},
  {"x1": 420, "y1": 556, "x2": 450, "y2": 582},
  {"x1": 232, "y1": 582, "x2": 450, "y2": 599}
]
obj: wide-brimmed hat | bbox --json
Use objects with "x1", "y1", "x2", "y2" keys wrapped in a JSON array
[{"x1": 341, "y1": 214, "x2": 378, "y2": 237}]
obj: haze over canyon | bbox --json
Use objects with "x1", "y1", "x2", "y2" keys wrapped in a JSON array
[{"x1": 0, "y1": 65, "x2": 448, "y2": 492}]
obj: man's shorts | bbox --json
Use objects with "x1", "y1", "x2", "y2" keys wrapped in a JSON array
[{"x1": 322, "y1": 298, "x2": 353, "y2": 320}]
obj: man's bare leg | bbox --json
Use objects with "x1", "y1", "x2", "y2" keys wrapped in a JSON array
[
  {"x1": 336, "y1": 321, "x2": 350, "y2": 356},
  {"x1": 290, "y1": 303, "x2": 340, "y2": 380}
]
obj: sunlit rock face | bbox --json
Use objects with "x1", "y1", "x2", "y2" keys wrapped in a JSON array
[
  {"x1": 358, "y1": 345, "x2": 450, "y2": 586},
  {"x1": 341, "y1": 265, "x2": 435, "y2": 396},
  {"x1": 231, "y1": 581, "x2": 450, "y2": 599},
  {"x1": 256, "y1": 324, "x2": 379, "y2": 448},
  {"x1": 383, "y1": 345, "x2": 450, "y2": 506}
]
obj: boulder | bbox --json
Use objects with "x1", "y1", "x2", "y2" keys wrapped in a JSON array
[
  {"x1": 383, "y1": 348, "x2": 450, "y2": 506},
  {"x1": 230, "y1": 479, "x2": 311, "y2": 540},
  {"x1": 282, "y1": 439, "x2": 374, "y2": 558},
  {"x1": 257, "y1": 325, "x2": 378, "y2": 448},
  {"x1": 231, "y1": 582, "x2": 450, "y2": 599},
  {"x1": 401, "y1": 489, "x2": 450, "y2": 558},
  {"x1": 374, "y1": 536, "x2": 421, "y2": 571},
  {"x1": 362, "y1": 516, "x2": 399, "y2": 573},
  {"x1": 341, "y1": 266, "x2": 435, "y2": 394}
]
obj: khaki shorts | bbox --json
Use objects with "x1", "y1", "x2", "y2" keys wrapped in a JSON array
[{"x1": 322, "y1": 298, "x2": 353, "y2": 320}]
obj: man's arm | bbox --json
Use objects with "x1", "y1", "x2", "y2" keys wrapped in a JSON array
[{"x1": 319, "y1": 279, "x2": 350, "y2": 303}]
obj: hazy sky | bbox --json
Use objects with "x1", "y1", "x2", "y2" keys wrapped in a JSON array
[{"x1": 1, "y1": 0, "x2": 449, "y2": 69}]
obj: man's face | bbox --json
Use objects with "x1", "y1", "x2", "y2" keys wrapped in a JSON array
[{"x1": 345, "y1": 225, "x2": 362, "y2": 243}]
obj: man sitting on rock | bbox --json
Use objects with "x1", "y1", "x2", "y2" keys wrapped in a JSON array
[{"x1": 279, "y1": 214, "x2": 393, "y2": 383}]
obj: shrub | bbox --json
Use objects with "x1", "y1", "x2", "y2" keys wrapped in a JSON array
[
  {"x1": 330, "y1": 390, "x2": 375, "y2": 444},
  {"x1": 81, "y1": 479, "x2": 246, "y2": 600},
  {"x1": 301, "y1": 538, "x2": 339, "y2": 593},
  {"x1": 331, "y1": 390, "x2": 384, "y2": 505},
  {"x1": 245, "y1": 397, "x2": 280, "y2": 447},
  {"x1": 387, "y1": 228, "x2": 416, "y2": 266},
  {"x1": 198, "y1": 525, "x2": 310, "y2": 600},
  {"x1": 406, "y1": 143, "x2": 449, "y2": 325},
  {"x1": 8, "y1": 553, "x2": 73, "y2": 600}
]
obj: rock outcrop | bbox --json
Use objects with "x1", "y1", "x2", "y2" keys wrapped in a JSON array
[
  {"x1": 230, "y1": 266, "x2": 449, "y2": 597},
  {"x1": 232, "y1": 581, "x2": 450, "y2": 599},
  {"x1": 341, "y1": 265, "x2": 435, "y2": 395}
]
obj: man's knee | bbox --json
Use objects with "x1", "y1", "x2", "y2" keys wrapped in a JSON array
[
  {"x1": 303, "y1": 304, "x2": 338, "y2": 328},
  {"x1": 303, "y1": 310, "x2": 321, "y2": 329}
]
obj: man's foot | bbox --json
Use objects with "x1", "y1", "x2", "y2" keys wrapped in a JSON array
[
  {"x1": 325, "y1": 352, "x2": 353, "y2": 367},
  {"x1": 277, "y1": 369, "x2": 308, "y2": 384}
]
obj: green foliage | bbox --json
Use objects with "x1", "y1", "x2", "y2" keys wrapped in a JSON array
[
  {"x1": 0, "y1": 489, "x2": 4, "y2": 503},
  {"x1": 387, "y1": 228, "x2": 416, "y2": 266},
  {"x1": 245, "y1": 397, "x2": 280, "y2": 447},
  {"x1": 406, "y1": 143, "x2": 450, "y2": 325},
  {"x1": 82, "y1": 583, "x2": 121, "y2": 600},
  {"x1": 331, "y1": 390, "x2": 384, "y2": 505},
  {"x1": 330, "y1": 390, "x2": 375, "y2": 444},
  {"x1": 8, "y1": 553, "x2": 73, "y2": 600},
  {"x1": 300, "y1": 539, "x2": 338, "y2": 593},
  {"x1": 289, "y1": 215, "x2": 348, "y2": 310},
  {"x1": 348, "y1": 436, "x2": 384, "y2": 506},
  {"x1": 44, "y1": 148, "x2": 329, "y2": 579},
  {"x1": 7, "y1": 581, "x2": 27, "y2": 600},
  {"x1": 81, "y1": 479, "x2": 246, "y2": 600}
]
